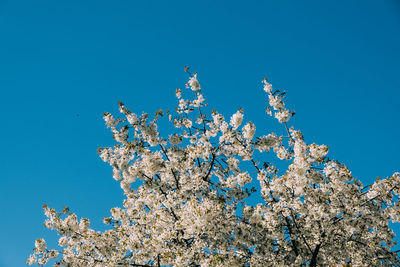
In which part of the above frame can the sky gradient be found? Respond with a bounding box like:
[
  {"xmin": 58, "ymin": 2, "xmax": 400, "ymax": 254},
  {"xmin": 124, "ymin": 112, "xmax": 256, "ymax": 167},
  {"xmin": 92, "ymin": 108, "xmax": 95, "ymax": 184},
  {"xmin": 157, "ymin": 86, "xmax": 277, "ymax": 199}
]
[{"xmin": 0, "ymin": 0, "xmax": 399, "ymax": 266}]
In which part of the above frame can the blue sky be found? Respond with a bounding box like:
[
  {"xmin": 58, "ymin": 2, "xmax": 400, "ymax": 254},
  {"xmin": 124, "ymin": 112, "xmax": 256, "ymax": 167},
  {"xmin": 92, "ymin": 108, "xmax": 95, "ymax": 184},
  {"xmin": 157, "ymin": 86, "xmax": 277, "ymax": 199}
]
[{"xmin": 0, "ymin": 0, "xmax": 399, "ymax": 266}]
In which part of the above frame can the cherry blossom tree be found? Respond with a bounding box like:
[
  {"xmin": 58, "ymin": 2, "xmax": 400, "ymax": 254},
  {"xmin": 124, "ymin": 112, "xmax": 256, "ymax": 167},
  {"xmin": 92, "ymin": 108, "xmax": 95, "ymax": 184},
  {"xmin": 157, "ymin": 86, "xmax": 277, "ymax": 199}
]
[{"xmin": 28, "ymin": 69, "xmax": 400, "ymax": 266}]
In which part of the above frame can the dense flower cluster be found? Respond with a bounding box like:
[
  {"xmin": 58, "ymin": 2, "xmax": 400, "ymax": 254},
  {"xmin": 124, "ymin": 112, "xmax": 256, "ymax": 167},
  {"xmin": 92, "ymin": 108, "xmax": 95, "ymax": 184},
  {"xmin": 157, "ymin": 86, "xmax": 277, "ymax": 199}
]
[{"xmin": 29, "ymin": 71, "xmax": 400, "ymax": 266}]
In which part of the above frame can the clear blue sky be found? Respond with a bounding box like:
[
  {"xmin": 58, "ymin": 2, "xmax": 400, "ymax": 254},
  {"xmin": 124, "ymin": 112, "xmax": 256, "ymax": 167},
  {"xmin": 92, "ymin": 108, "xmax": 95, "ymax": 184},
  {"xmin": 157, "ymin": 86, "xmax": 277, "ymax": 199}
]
[{"xmin": 0, "ymin": 0, "xmax": 399, "ymax": 266}]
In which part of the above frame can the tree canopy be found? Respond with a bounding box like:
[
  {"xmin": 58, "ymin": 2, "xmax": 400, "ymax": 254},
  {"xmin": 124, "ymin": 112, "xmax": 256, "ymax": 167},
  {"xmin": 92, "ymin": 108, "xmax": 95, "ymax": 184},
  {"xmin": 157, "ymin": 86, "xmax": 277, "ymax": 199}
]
[{"xmin": 29, "ymin": 70, "xmax": 400, "ymax": 266}]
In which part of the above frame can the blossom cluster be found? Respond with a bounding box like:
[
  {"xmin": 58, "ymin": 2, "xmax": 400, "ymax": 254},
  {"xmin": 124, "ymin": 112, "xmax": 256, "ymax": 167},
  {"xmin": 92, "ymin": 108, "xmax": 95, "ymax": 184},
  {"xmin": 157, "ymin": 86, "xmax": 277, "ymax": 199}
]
[{"xmin": 29, "ymin": 71, "xmax": 400, "ymax": 266}]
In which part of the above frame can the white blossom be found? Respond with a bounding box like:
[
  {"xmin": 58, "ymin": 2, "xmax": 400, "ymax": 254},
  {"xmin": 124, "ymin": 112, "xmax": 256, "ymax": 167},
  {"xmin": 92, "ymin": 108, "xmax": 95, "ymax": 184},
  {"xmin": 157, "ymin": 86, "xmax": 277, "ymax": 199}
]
[
  {"xmin": 242, "ymin": 122, "xmax": 256, "ymax": 140},
  {"xmin": 274, "ymin": 109, "xmax": 291, "ymax": 123},
  {"xmin": 188, "ymin": 73, "xmax": 201, "ymax": 91},
  {"xmin": 35, "ymin": 238, "xmax": 46, "ymax": 252},
  {"xmin": 79, "ymin": 218, "xmax": 90, "ymax": 232},
  {"xmin": 169, "ymin": 133, "xmax": 183, "ymax": 145},
  {"xmin": 257, "ymin": 133, "xmax": 280, "ymax": 151},
  {"xmin": 126, "ymin": 113, "xmax": 138, "ymax": 125},
  {"xmin": 263, "ymin": 79, "xmax": 273, "ymax": 93},
  {"xmin": 58, "ymin": 236, "xmax": 68, "ymax": 247},
  {"xmin": 268, "ymin": 94, "xmax": 284, "ymax": 111},
  {"xmin": 192, "ymin": 93, "xmax": 205, "ymax": 107},
  {"xmin": 237, "ymin": 172, "xmax": 252, "ymax": 186},
  {"xmin": 27, "ymin": 254, "xmax": 36, "ymax": 265},
  {"xmin": 230, "ymin": 110, "xmax": 243, "ymax": 130},
  {"xmin": 309, "ymin": 143, "xmax": 329, "ymax": 161}
]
